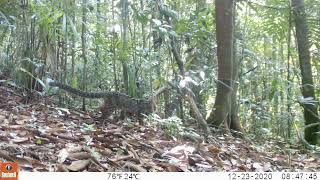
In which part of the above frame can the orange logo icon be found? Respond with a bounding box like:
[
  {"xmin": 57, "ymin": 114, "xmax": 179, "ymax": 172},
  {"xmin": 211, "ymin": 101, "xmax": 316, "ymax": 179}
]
[{"xmin": 0, "ymin": 162, "xmax": 19, "ymax": 180}]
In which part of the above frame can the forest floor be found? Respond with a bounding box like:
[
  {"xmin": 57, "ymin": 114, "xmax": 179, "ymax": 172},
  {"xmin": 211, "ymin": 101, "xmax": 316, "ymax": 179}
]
[{"xmin": 0, "ymin": 81, "xmax": 319, "ymax": 172}]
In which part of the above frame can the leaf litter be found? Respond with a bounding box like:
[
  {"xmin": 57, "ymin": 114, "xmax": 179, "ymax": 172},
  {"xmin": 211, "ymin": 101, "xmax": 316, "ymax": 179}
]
[{"xmin": 0, "ymin": 83, "xmax": 319, "ymax": 172}]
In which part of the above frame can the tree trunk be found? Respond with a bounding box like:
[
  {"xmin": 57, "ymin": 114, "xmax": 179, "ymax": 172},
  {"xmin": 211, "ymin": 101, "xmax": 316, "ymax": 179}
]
[
  {"xmin": 140, "ymin": 0, "xmax": 146, "ymax": 49},
  {"xmin": 207, "ymin": 0, "xmax": 234, "ymax": 131},
  {"xmin": 230, "ymin": 34, "xmax": 243, "ymax": 134},
  {"xmin": 121, "ymin": 0, "xmax": 129, "ymax": 94},
  {"xmin": 286, "ymin": 5, "xmax": 293, "ymax": 140},
  {"xmin": 111, "ymin": 0, "xmax": 119, "ymax": 91},
  {"xmin": 95, "ymin": 0, "xmax": 101, "ymax": 72},
  {"xmin": 292, "ymin": 0, "xmax": 319, "ymax": 145},
  {"xmin": 63, "ymin": 0, "xmax": 68, "ymax": 85},
  {"xmin": 71, "ymin": 0, "xmax": 76, "ymax": 82},
  {"xmin": 81, "ymin": 0, "xmax": 88, "ymax": 111},
  {"xmin": 229, "ymin": 2, "xmax": 243, "ymax": 134}
]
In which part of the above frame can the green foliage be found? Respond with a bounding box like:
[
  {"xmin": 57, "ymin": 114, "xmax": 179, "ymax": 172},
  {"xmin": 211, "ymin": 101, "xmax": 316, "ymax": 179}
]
[
  {"xmin": 0, "ymin": 0, "xmax": 19, "ymax": 24},
  {"xmin": 0, "ymin": 59, "xmax": 14, "ymax": 76},
  {"xmin": 71, "ymin": 77, "xmax": 78, "ymax": 89},
  {"xmin": 159, "ymin": 5, "xmax": 179, "ymax": 21},
  {"xmin": 1, "ymin": 0, "xmax": 320, "ymax": 144},
  {"xmin": 306, "ymin": 0, "xmax": 320, "ymax": 48},
  {"xmin": 130, "ymin": 3, "xmax": 149, "ymax": 25},
  {"xmin": 19, "ymin": 67, "xmax": 45, "ymax": 91},
  {"xmin": 0, "ymin": 58, "xmax": 45, "ymax": 93},
  {"xmin": 35, "ymin": 139, "xmax": 43, "ymax": 145},
  {"xmin": 146, "ymin": 114, "xmax": 184, "ymax": 138}
]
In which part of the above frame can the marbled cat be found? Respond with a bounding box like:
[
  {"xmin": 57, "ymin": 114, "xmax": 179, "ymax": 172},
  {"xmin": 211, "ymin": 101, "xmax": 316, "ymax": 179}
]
[{"xmin": 49, "ymin": 81, "xmax": 154, "ymax": 122}]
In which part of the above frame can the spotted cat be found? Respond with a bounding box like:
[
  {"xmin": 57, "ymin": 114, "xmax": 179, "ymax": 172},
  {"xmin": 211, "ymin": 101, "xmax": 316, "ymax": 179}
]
[{"xmin": 49, "ymin": 81, "xmax": 154, "ymax": 123}]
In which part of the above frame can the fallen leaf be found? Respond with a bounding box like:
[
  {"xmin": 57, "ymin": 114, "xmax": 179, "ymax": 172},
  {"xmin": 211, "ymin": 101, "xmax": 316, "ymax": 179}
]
[
  {"xmin": 195, "ymin": 163, "xmax": 214, "ymax": 171},
  {"xmin": 57, "ymin": 149, "xmax": 69, "ymax": 163},
  {"xmin": 208, "ymin": 146, "xmax": 221, "ymax": 154},
  {"xmin": 252, "ymin": 162, "xmax": 263, "ymax": 171},
  {"xmin": 67, "ymin": 160, "xmax": 91, "ymax": 171},
  {"xmin": 11, "ymin": 137, "xmax": 29, "ymax": 143}
]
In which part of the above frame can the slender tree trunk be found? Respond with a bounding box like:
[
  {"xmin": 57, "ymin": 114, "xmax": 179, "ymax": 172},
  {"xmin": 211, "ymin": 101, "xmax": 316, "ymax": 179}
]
[
  {"xmin": 95, "ymin": 0, "xmax": 101, "ymax": 73},
  {"xmin": 121, "ymin": 0, "xmax": 129, "ymax": 94},
  {"xmin": 137, "ymin": 0, "xmax": 146, "ymax": 98},
  {"xmin": 164, "ymin": 89, "xmax": 171, "ymax": 118},
  {"xmin": 140, "ymin": 0, "xmax": 146, "ymax": 49},
  {"xmin": 111, "ymin": 0, "xmax": 118, "ymax": 91},
  {"xmin": 229, "ymin": 2, "xmax": 243, "ymax": 134},
  {"xmin": 230, "ymin": 34, "xmax": 243, "ymax": 134},
  {"xmin": 292, "ymin": 0, "xmax": 319, "ymax": 145},
  {"xmin": 63, "ymin": 1, "xmax": 68, "ymax": 85},
  {"xmin": 71, "ymin": 0, "xmax": 76, "ymax": 81},
  {"xmin": 287, "ymin": 2, "xmax": 293, "ymax": 140},
  {"xmin": 81, "ymin": 0, "xmax": 88, "ymax": 111}
]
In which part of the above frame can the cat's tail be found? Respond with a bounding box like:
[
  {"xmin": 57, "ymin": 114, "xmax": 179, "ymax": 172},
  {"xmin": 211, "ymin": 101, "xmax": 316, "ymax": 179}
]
[{"xmin": 48, "ymin": 81, "xmax": 109, "ymax": 98}]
